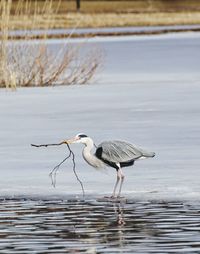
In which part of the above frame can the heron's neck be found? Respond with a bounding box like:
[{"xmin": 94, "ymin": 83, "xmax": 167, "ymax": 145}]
[
  {"xmin": 83, "ymin": 138, "xmax": 94, "ymax": 153},
  {"xmin": 82, "ymin": 138, "xmax": 104, "ymax": 168}
]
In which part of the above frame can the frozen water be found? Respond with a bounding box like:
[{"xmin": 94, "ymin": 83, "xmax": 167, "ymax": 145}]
[{"xmin": 0, "ymin": 32, "xmax": 200, "ymax": 201}]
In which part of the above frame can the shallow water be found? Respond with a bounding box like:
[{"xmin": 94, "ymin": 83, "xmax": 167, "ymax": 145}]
[{"xmin": 0, "ymin": 198, "xmax": 200, "ymax": 253}]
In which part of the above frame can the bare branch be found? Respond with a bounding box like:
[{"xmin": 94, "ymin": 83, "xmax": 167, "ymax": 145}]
[
  {"xmin": 31, "ymin": 141, "xmax": 85, "ymax": 198},
  {"xmin": 49, "ymin": 153, "xmax": 71, "ymax": 188},
  {"xmin": 70, "ymin": 146, "xmax": 85, "ymax": 198},
  {"xmin": 31, "ymin": 142, "xmax": 65, "ymax": 148}
]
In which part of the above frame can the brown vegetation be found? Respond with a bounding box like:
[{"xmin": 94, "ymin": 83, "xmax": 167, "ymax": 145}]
[
  {"xmin": 1, "ymin": 0, "xmax": 200, "ymax": 89},
  {"xmin": 0, "ymin": 0, "xmax": 101, "ymax": 89},
  {"xmin": 9, "ymin": 0, "xmax": 200, "ymax": 14},
  {"xmin": 1, "ymin": 0, "xmax": 200, "ymax": 31}
]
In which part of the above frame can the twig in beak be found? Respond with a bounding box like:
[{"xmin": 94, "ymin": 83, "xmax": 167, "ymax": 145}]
[
  {"xmin": 31, "ymin": 142, "xmax": 85, "ymax": 198},
  {"xmin": 49, "ymin": 153, "xmax": 71, "ymax": 188}
]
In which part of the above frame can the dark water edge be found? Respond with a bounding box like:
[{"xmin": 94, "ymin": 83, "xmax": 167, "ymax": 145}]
[
  {"xmin": 0, "ymin": 197, "xmax": 200, "ymax": 254},
  {"xmin": 6, "ymin": 25, "xmax": 200, "ymax": 40}
]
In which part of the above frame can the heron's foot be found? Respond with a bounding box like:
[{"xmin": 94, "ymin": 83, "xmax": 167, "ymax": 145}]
[
  {"xmin": 98, "ymin": 195, "xmax": 126, "ymax": 203},
  {"xmin": 117, "ymin": 194, "xmax": 125, "ymax": 199},
  {"xmin": 110, "ymin": 195, "xmax": 117, "ymax": 199},
  {"xmin": 104, "ymin": 195, "xmax": 117, "ymax": 199},
  {"xmin": 110, "ymin": 195, "xmax": 125, "ymax": 199}
]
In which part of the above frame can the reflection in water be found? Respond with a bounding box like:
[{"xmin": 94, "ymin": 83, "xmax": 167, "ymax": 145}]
[
  {"xmin": 0, "ymin": 198, "xmax": 200, "ymax": 253},
  {"xmin": 114, "ymin": 203, "xmax": 126, "ymax": 226}
]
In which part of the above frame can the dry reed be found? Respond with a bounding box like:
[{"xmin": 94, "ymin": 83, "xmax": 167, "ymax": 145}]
[{"xmin": 0, "ymin": 0, "xmax": 101, "ymax": 89}]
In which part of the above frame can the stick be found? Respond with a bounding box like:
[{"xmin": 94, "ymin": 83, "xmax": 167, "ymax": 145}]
[
  {"xmin": 70, "ymin": 145, "xmax": 85, "ymax": 198},
  {"xmin": 49, "ymin": 153, "xmax": 71, "ymax": 188},
  {"xmin": 31, "ymin": 142, "xmax": 85, "ymax": 198},
  {"xmin": 31, "ymin": 142, "xmax": 65, "ymax": 147}
]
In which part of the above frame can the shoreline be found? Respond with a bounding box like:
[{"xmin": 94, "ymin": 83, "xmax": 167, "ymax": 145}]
[{"xmin": 6, "ymin": 24, "xmax": 200, "ymax": 40}]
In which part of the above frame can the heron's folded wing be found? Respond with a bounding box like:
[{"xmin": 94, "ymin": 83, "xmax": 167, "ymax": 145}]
[{"xmin": 98, "ymin": 141, "xmax": 143, "ymax": 163}]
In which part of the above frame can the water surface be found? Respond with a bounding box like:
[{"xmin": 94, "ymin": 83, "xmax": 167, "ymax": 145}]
[{"xmin": 0, "ymin": 198, "xmax": 200, "ymax": 253}]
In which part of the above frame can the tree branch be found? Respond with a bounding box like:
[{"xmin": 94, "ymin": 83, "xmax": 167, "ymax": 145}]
[
  {"xmin": 31, "ymin": 142, "xmax": 65, "ymax": 147},
  {"xmin": 31, "ymin": 141, "xmax": 85, "ymax": 198}
]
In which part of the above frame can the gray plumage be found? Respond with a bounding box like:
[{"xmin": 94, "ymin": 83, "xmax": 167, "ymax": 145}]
[
  {"xmin": 97, "ymin": 140, "xmax": 155, "ymax": 164},
  {"xmin": 67, "ymin": 133, "xmax": 155, "ymax": 198}
]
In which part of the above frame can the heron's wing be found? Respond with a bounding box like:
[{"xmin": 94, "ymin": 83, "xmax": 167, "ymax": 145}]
[{"xmin": 97, "ymin": 140, "xmax": 147, "ymax": 163}]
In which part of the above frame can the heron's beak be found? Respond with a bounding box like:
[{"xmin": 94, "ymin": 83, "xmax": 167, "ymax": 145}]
[{"xmin": 62, "ymin": 136, "xmax": 79, "ymax": 144}]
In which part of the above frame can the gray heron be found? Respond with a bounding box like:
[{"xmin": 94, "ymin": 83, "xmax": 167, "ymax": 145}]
[{"xmin": 65, "ymin": 133, "xmax": 155, "ymax": 198}]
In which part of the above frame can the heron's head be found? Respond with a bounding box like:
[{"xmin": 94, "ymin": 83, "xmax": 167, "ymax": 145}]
[{"xmin": 64, "ymin": 133, "xmax": 90, "ymax": 145}]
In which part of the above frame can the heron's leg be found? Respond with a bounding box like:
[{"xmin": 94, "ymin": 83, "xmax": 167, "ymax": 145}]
[
  {"xmin": 117, "ymin": 168, "xmax": 125, "ymax": 198},
  {"xmin": 111, "ymin": 170, "xmax": 121, "ymax": 198}
]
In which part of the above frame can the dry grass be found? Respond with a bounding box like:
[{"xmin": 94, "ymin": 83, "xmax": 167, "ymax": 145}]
[
  {"xmin": 9, "ymin": 0, "xmax": 200, "ymax": 14},
  {"xmin": 0, "ymin": 0, "xmax": 101, "ymax": 89},
  {"xmin": 1, "ymin": 0, "xmax": 200, "ymax": 89},
  {"xmin": 53, "ymin": 12, "xmax": 200, "ymax": 29},
  {"xmin": 5, "ymin": 11, "xmax": 200, "ymax": 31},
  {"xmin": 3, "ymin": 2, "xmax": 200, "ymax": 31}
]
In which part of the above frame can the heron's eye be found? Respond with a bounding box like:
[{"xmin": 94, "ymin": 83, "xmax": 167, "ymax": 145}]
[{"xmin": 78, "ymin": 134, "xmax": 88, "ymax": 138}]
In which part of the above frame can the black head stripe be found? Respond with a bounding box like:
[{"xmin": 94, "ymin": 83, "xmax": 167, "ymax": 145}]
[{"xmin": 78, "ymin": 134, "xmax": 88, "ymax": 138}]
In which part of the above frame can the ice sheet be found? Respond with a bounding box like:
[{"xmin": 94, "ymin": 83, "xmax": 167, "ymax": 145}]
[{"xmin": 0, "ymin": 33, "xmax": 200, "ymax": 201}]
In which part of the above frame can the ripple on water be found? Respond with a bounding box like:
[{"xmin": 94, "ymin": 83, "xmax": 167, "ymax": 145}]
[{"xmin": 0, "ymin": 198, "xmax": 200, "ymax": 253}]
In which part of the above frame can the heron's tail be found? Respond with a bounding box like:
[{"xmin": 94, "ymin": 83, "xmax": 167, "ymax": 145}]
[
  {"xmin": 150, "ymin": 152, "xmax": 156, "ymax": 158},
  {"xmin": 142, "ymin": 151, "xmax": 156, "ymax": 158}
]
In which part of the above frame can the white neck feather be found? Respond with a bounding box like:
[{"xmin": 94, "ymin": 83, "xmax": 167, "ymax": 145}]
[{"xmin": 82, "ymin": 138, "xmax": 105, "ymax": 169}]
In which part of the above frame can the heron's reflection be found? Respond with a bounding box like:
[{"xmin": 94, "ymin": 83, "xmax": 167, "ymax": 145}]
[
  {"xmin": 0, "ymin": 199, "xmax": 198, "ymax": 253},
  {"xmin": 113, "ymin": 202, "xmax": 126, "ymax": 226}
]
